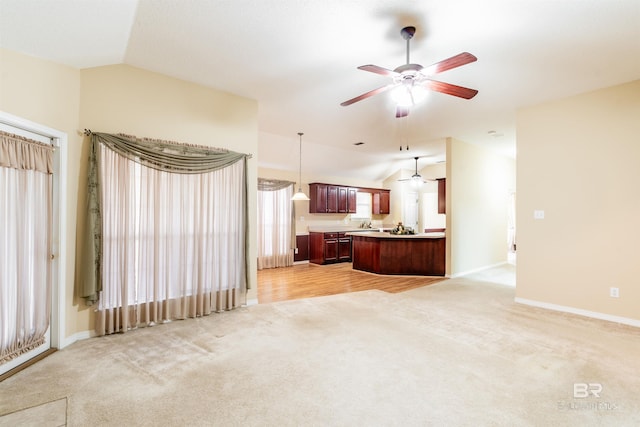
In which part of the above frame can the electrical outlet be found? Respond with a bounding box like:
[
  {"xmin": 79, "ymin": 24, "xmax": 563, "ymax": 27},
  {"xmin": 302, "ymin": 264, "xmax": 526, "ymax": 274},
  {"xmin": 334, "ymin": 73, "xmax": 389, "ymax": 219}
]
[{"xmin": 610, "ymin": 287, "xmax": 619, "ymax": 298}]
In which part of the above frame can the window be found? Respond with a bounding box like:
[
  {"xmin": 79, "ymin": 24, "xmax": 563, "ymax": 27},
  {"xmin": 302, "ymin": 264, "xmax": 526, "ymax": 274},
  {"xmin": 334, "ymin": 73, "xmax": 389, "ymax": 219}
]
[{"xmin": 352, "ymin": 191, "xmax": 372, "ymax": 219}]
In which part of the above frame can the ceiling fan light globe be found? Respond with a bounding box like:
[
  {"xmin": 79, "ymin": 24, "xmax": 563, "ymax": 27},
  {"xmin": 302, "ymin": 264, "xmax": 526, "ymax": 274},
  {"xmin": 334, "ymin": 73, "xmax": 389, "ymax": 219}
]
[
  {"xmin": 391, "ymin": 84, "xmax": 428, "ymax": 107},
  {"xmin": 391, "ymin": 86, "xmax": 413, "ymax": 106}
]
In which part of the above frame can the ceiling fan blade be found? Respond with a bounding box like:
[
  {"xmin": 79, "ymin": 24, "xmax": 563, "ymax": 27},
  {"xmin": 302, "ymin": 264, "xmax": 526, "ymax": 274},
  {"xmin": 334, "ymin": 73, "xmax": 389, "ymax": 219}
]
[
  {"xmin": 396, "ymin": 106, "xmax": 410, "ymax": 118},
  {"xmin": 424, "ymin": 79, "xmax": 478, "ymax": 99},
  {"xmin": 422, "ymin": 52, "xmax": 477, "ymax": 75},
  {"xmin": 357, "ymin": 64, "xmax": 399, "ymax": 77},
  {"xmin": 340, "ymin": 84, "xmax": 397, "ymax": 107}
]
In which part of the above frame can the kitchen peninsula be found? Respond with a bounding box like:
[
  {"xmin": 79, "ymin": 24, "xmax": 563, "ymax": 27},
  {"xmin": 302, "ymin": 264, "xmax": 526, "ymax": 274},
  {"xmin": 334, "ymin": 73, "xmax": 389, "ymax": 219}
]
[
  {"xmin": 307, "ymin": 225, "xmax": 394, "ymax": 265},
  {"xmin": 348, "ymin": 231, "xmax": 445, "ymax": 276}
]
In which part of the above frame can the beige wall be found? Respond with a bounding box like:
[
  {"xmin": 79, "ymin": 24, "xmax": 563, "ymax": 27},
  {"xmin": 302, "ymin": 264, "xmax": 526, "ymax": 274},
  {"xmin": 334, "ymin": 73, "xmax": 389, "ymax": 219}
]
[
  {"xmin": 1, "ymin": 49, "xmax": 259, "ymax": 340},
  {"xmin": 446, "ymin": 137, "xmax": 516, "ymax": 276},
  {"xmin": 516, "ymin": 79, "xmax": 640, "ymax": 322},
  {"xmin": 1, "ymin": 48, "xmax": 84, "ymax": 341},
  {"xmin": 384, "ymin": 169, "xmax": 408, "ymax": 227}
]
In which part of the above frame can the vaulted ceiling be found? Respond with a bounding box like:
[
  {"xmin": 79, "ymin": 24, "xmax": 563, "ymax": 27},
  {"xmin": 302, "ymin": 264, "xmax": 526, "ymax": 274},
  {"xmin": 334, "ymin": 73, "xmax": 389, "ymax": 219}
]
[{"xmin": 1, "ymin": 0, "xmax": 639, "ymax": 180}]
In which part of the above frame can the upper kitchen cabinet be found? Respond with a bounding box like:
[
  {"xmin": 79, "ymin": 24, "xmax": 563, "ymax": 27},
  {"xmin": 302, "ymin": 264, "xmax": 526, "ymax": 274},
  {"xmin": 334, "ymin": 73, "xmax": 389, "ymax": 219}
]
[
  {"xmin": 326, "ymin": 185, "xmax": 339, "ymax": 213},
  {"xmin": 372, "ymin": 190, "xmax": 390, "ymax": 215},
  {"xmin": 309, "ymin": 183, "xmax": 356, "ymax": 214},
  {"xmin": 338, "ymin": 186, "xmax": 357, "ymax": 214},
  {"xmin": 309, "ymin": 183, "xmax": 328, "ymax": 213},
  {"xmin": 309, "ymin": 183, "xmax": 390, "ymax": 215},
  {"xmin": 437, "ymin": 178, "xmax": 446, "ymax": 214}
]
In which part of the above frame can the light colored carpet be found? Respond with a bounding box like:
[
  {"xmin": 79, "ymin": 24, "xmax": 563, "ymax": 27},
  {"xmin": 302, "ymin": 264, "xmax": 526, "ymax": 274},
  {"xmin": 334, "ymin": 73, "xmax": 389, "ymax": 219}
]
[
  {"xmin": 0, "ymin": 397, "xmax": 66, "ymax": 426},
  {"xmin": 1, "ymin": 264, "xmax": 639, "ymax": 426}
]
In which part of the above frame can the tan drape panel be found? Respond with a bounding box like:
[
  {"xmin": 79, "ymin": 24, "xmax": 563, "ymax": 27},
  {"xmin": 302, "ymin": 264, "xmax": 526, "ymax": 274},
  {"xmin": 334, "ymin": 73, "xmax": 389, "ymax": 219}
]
[
  {"xmin": 0, "ymin": 131, "xmax": 53, "ymax": 363},
  {"xmin": 96, "ymin": 290, "xmax": 237, "ymax": 335}
]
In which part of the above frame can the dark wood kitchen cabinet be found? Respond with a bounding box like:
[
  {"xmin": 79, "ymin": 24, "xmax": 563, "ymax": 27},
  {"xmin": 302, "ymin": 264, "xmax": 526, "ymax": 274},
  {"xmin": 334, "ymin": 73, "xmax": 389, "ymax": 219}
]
[
  {"xmin": 309, "ymin": 183, "xmax": 328, "ymax": 213},
  {"xmin": 309, "ymin": 232, "xmax": 352, "ymax": 264},
  {"xmin": 309, "ymin": 183, "xmax": 390, "ymax": 215},
  {"xmin": 309, "ymin": 183, "xmax": 356, "ymax": 214},
  {"xmin": 437, "ymin": 178, "xmax": 446, "ymax": 214},
  {"xmin": 294, "ymin": 235, "xmax": 309, "ymax": 262},
  {"xmin": 338, "ymin": 186, "xmax": 357, "ymax": 214},
  {"xmin": 338, "ymin": 235, "xmax": 352, "ymax": 261},
  {"xmin": 372, "ymin": 190, "xmax": 390, "ymax": 215},
  {"xmin": 326, "ymin": 185, "xmax": 338, "ymax": 213}
]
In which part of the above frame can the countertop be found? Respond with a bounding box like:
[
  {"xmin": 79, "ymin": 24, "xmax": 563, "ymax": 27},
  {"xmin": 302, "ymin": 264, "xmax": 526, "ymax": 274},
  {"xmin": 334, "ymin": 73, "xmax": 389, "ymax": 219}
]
[
  {"xmin": 307, "ymin": 225, "xmax": 395, "ymax": 233},
  {"xmin": 347, "ymin": 231, "xmax": 445, "ymax": 239}
]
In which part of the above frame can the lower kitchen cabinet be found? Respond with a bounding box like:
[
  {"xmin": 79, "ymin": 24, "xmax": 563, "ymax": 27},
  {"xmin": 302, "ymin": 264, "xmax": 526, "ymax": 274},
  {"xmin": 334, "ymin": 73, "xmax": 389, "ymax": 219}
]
[
  {"xmin": 338, "ymin": 236, "xmax": 352, "ymax": 261},
  {"xmin": 294, "ymin": 235, "xmax": 309, "ymax": 262},
  {"xmin": 309, "ymin": 232, "xmax": 352, "ymax": 264}
]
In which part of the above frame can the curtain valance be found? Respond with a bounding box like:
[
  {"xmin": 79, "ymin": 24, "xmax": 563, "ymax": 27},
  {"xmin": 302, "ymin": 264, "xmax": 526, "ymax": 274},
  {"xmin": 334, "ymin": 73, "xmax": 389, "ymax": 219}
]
[
  {"xmin": 0, "ymin": 131, "xmax": 54, "ymax": 174},
  {"xmin": 92, "ymin": 132, "xmax": 248, "ymax": 174},
  {"xmin": 258, "ymin": 178, "xmax": 295, "ymax": 191}
]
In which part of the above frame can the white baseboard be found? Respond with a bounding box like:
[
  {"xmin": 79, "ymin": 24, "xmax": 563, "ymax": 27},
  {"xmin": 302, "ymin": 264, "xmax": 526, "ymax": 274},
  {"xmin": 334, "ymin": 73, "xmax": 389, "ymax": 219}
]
[
  {"xmin": 245, "ymin": 298, "xmax": 259, "ymax": 306},
  {"xmin": 60, "ymin": 330, "xmax": 95, "ymax": 349},
  {"xmin": 515, "ymin": 297, "xmax": 640, "ymax": 328},
  {"xmin": 450, "ymin": 261, "xmax": 508, "ymax": 278}
]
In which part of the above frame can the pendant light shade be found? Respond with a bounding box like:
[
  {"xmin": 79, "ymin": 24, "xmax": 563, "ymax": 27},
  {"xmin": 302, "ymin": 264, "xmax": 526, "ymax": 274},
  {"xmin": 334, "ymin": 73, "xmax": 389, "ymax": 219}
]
[
  {"xmin": 291, "ymin": 132, "xmax": 310, "ymax": 201},
  {"xmin": 291, "ymin": 191, "xmax": 310, "ymax": 201}
]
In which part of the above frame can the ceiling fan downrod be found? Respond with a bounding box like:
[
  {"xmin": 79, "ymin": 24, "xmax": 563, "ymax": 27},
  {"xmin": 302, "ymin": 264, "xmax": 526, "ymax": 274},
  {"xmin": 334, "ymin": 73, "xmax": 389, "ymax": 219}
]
[{"xmin": 401, "ymin": 26, "xmax": 416, "ymax": 65}]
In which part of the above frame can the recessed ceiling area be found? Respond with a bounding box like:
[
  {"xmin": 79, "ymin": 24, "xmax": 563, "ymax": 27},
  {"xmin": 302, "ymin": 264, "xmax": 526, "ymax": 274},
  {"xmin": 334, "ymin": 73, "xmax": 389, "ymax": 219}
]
[{"xmin": 1, "ymin": 0, "xmax": 639, "ymax": 180}]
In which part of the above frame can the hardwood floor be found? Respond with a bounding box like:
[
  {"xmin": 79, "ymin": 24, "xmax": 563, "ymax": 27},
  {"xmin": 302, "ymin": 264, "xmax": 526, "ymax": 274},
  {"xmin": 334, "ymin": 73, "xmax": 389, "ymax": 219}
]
[{"xmin": 257, "ymin": 262, "xmax": 446, "ymax": 303}]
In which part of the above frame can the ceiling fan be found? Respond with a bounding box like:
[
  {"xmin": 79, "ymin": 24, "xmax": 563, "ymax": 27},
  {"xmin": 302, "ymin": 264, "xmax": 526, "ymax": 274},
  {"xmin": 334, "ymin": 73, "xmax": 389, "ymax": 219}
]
[
  {"xmin": 398, "ymin": 157, "xmax": 434, "ymax": 185},
  {"xmin": 340, "ymin": 26, "xmax": 478, "ymax": 118}
]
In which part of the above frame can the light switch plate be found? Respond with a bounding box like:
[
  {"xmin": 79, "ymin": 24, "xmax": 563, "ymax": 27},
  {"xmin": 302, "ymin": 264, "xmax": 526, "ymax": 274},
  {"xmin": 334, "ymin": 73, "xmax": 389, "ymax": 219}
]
[{"xmin": 534, "ymin": 210, "xmax": 545, "ymax": 219}]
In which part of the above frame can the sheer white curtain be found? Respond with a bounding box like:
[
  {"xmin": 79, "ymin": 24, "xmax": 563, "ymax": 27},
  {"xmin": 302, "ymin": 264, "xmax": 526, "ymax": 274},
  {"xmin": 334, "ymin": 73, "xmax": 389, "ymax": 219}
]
[
  {"xmin": 257, "ymin": 183, "xmax": 294, "ymax": 269},
  {"xmin": 96, "ymin": 144, "xmax": 246, "ymax": 335},
  {"xmin": 0, "ymin": 133, "xmax": 53, "ymax": 364}
]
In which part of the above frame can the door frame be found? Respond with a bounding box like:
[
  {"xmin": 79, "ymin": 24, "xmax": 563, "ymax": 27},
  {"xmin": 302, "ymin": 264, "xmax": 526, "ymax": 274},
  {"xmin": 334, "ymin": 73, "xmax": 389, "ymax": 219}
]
[{"xmin": 0, "ymin": 111, "xmax": 68, "ymax": 370}]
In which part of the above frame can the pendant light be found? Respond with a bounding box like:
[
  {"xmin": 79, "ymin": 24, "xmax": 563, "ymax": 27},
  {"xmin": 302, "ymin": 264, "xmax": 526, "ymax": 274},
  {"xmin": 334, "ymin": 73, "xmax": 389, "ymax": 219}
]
[{"xmin": 291, "ymin": 132, "xmax": 310, "ymax": 201}]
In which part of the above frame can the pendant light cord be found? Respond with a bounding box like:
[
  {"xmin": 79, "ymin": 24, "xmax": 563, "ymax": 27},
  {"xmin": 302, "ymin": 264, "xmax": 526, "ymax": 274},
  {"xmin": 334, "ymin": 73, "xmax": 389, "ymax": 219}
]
[{"xmin": 298, "ymin": 132, "xmax": 303, "ymax": 191}]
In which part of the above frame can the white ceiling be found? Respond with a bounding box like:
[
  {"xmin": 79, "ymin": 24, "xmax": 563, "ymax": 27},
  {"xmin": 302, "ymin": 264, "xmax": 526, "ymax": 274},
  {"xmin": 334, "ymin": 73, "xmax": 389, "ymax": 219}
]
[{"xmin": 1, "ymin": 0, "xmax": 639, "ymax": 181}]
